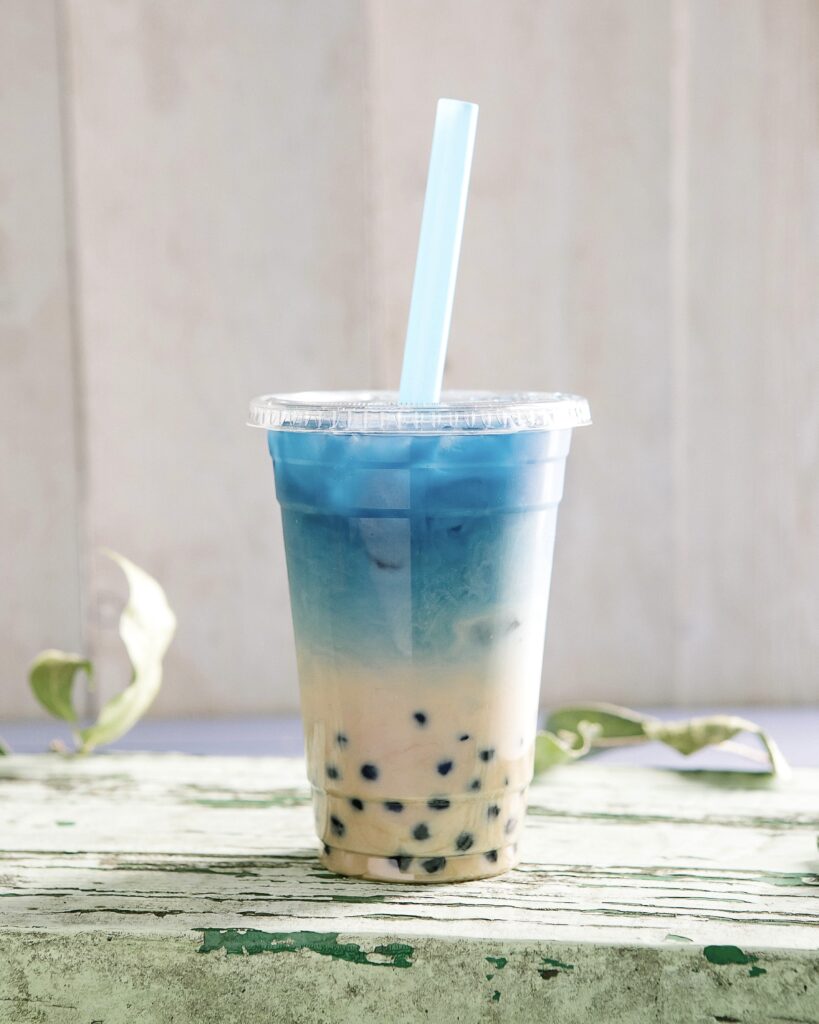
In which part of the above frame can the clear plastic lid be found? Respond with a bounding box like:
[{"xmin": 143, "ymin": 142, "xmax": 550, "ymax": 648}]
[{"xmin": 248, "ymin": 390, "xmax": 591, "ymax": 434}]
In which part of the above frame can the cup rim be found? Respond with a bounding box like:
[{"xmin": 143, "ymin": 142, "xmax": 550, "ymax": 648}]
[{"xmin": 248, "ymin": 389, "xmax": 591, "ymax": 434}]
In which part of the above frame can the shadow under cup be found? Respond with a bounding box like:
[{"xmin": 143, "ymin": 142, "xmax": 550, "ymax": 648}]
[{"xmin": 253, "ymin": 391, "xmax": 590, "ymax": 883}]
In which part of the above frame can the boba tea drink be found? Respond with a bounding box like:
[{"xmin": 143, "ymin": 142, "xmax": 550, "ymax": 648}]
[
  {"xmin": 250, "ymin": 96, "xmax": 590, "ymax": 880},
  {"xmin": 249, "ymin": 390, "xmax": 590, "ymax": 881}
]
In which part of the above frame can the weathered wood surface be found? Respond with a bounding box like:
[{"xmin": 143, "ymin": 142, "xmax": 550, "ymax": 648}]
[{"xmin": 0, "ymin": 756, "xmax": 817, "ymax": 1022}]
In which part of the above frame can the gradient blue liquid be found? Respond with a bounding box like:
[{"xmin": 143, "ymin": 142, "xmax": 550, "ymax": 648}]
[
  {"xmin": 268, "ymin": 427, "xmax": 572, "ymax": 882},
  {"xmin": 269, "ymin": 429, "xmax": 570, "ymax": 666}
]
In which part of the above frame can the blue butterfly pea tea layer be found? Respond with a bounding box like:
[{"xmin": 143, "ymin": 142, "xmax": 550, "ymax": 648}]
[{"xmin": 269, "ymin": 427, "xmax": 571, "ymax": 882}]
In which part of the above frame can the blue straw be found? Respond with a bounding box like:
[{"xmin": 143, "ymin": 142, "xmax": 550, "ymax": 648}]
[{"xmin": 399, "ymin": 99, "xmax": 479, "ymax": 404}]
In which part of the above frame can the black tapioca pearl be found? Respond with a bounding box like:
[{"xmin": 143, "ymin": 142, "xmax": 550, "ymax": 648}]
[
  {"xmin": 455, "ymin": 831, "xmax": 474, "ymax": 851},
  {"xmin": 322, "ymin": 842, "xmax": 331, "ymax": 855},
  {"xmin": 479, "ymin": 748, "xmax": 495, "ymax": 762},
  {"xmin": 437, "ymin": 760, "xmax": 454, "ymax": 776},
  {"xmin": 336, "ymin": 732, "xmax": 348, "ymax": 747},
  {"xmin": 330, "ymin": 815, "xmax": 345, "ymax": 837},
  {"xmin": 360, "ymin": 763, "xmax": 379, "ymax": 781},
  {"xmin": 389, "ymin": 855, "xmax": 413, "ymax": 873},
  {"xmin": 505, "ymin": 817, "xmax": 517, "ymax": 835},
  {"xmin": 412, "ymin": 823, "xmax": 430, "ymax": 841},
  {"xmin": 349, "ymin": 797, "xmax": 364, "ymax": 811},
  {"xmin": 326, "ymin": 764, "xmax": 340, "ymax": 780},
  {"xmin": 468, "ymin": 778, "xmax": 481, "ymax": 791},
  {"xmin": 384, "ymin": 801, "xmax": 404, "ymax": 813},
  {"xmin": 487, "ymin": 804, "xmax": 501, "ymax": 819},
  {"xmin": 485, "ymin": 849, "xmax": 498, "ymax": 863},
  {"xmin": 459, "ymin": 733, "xmax": 470, "ymax": 742},
  {"xmin": 413, "ymin": 711, "xmax": 428, "ymax": 726},
  {"xmin": 427, "ymin": 797, "xmax": 450, "ymax": 811},
  {"xmin": 421, "ymin": 857, "xmax": 446, "ymax": 874}
]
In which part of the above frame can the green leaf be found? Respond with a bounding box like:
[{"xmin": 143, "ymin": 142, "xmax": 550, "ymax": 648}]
[
  {"xmin": 77, "ymin": 550, "xmax": 176, "ymax": 753},
  {"xmin": 644, "ymin": 715, "xmax": 745, "ymax": 755},
  {"xmin": 645, "ymin": 715, "xmax": 790, "ymax": 777},
  {"xmin": 29, "ymin": 651, "xmax": 92, "ymax": 723},
  {"xmin": 534, "ymin": 720, "xmax": 601, "ymax": 772},
  {"xmin": 0, "ymin": 738, "xmax": 9, "ymax": 756},
  {"xmin": 537, "ymin": 703, "xmax": 790, "ymax": 779},
  {"xmin": 545, "ymin": 703, "xmax": 649, "ymax": 743}
]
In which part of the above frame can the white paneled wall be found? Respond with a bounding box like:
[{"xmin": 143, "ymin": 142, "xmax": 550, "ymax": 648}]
[
  {"xmin": 370, "ymin": 0, "xmax": 678, "ymax": 706},
  {"xmin": 64, "ymin": 0, "xmax": 371, "ymax": 716},
  {"xmin": 680, "ymin": 0, "xmax": 819, "ymax": 704},
  {"xmin": 0, "ymin": 0, "xmax": 82, "ymax": 717},
  {"xmin": 1, "ymin": 0, "xmax": 817, "ymax": 719}
]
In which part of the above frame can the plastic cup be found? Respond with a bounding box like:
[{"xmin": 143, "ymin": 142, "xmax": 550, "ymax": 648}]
[{"xmin": 249, "ymin": 391, "xmax": 590, "ymax": 883}]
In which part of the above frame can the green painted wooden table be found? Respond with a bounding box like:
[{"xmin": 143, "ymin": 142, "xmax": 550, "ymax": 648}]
[{"xmin": 0, "ymin": 755, "xmax": 817, "ymax": 1023}]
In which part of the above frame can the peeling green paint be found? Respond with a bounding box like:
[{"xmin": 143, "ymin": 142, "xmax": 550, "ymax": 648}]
[
  {"xmin": 55, "ymin": 820, "xmax": 75, "ymax": 827},
  {"xmin": 540, "ymin": 956, "xmax": 574, "ymax": 980},
  {"xmin": 525, "ymin": 806, "xmax": 819, "ymax": 830},
  {"xmin": 329, "ymin": 893, "xmax": 387, "ymax": 904},
  {"xmin": 192, "ymin": 792, "xmax": 310, "ymax": 809},
  {"xmin": 60, "ymin": 908, "xmax": 181, "ymax": 917},
  {"xmin": 485, "ymin": 956, "xmax": 508, "ymax": 970},
  {"xmin": 491, "ymin": 990, "xmax": 501, "ymax": 1002},
  {"xmin": 197, "ymin": 929, "xmax": 414, "ymax": 968},
  {"xmin": 703, "ymin": 946, "xmax": 767, "ymax": 977},
  {"xmin": 546, "ymin": 867, "xmax": 819, "ymax": 888},
  {"xmin": 541, "ymin": 956, "xmax": 574, "ymax": 971},
  {"xmin": 112, "ymin": 859, "xmax": 266, "ymax": 877},
  {"xmin": 767, "ymin": 872, "xmax": 819, "ymax": 887}
]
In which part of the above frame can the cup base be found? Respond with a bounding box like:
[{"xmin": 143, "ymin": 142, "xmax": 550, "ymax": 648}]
[{"xmin": 320, "ymin": 843, "xmax": 519, "ymax": 884}]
